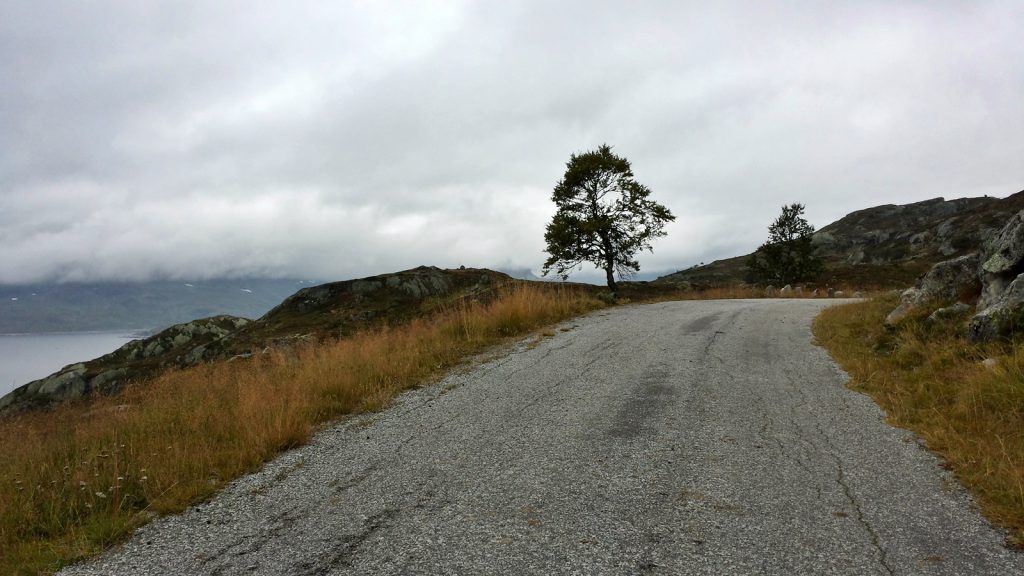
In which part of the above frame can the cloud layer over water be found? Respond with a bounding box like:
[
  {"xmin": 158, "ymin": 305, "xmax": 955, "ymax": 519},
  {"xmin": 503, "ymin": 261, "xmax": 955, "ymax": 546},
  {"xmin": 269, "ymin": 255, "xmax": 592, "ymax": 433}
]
[{"xmin": 2, "ymin": 1, "xmax": 1022, "ymax": 283}]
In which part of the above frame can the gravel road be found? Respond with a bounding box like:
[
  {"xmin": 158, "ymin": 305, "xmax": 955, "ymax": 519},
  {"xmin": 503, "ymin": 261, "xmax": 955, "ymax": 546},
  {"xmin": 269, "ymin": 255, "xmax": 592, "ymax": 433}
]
[{"xmin": 62, "ymin": 299, "xmax": 1023, "ymax": 575}]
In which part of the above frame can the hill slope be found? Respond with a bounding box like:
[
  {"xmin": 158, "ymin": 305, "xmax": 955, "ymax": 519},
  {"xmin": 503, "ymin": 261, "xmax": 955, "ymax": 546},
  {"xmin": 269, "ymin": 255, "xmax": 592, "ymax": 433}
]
[
  {"xmin": 657, "ymin": 190, "xmax": 1024, "ymax": 288},
  {"xmin": 0, "ymin": 267, "xmax": 513, "ymax": 414}
]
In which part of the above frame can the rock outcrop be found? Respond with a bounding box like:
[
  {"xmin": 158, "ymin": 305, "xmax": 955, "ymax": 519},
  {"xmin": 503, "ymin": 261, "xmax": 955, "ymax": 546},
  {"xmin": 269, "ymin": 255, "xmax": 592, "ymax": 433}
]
[
  {"xmin": 656, "ymin": 190, "xmax": 1024, "ymax": 289},
  {"xmin": 880, "ymin": 206, "xmax": 1024, "ymax": 342},
  {"xmin": 927, "ymin": 302, "xmax": 973, "ymax": 323},
  {"xmin": 222, "ymin": 266, "xmax": 507, "ymax": 353},
  {"xmin": 0, "ymin": 315, "xmax": 251, "ymax": 414},
  {"xmin": 978, "ymin": 210, "xmax": 1024, "ymax": 309},
  {"xmin": 0, "ymin": 267, "xmax": 513, "ymax": 415},
  {"xmin": 969, "ymin": 277, "xmax": 1024, "ymax": 341},
  {"xmin": 884, "ymin": 253, "xmax": 980, "ymax": 325},
  {"xmin": 967, "ymin": 217, "xmax": 1024, "ymax": 341}
]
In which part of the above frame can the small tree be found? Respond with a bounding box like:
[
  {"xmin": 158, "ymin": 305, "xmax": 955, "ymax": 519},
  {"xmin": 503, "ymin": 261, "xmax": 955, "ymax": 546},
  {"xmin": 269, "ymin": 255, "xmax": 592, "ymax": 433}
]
[
  {"xmin": 746, "ymin": 203, "xmax": 822, "ymax": 285},
  {"xmin": 542, "ymin": 144, "xmax": 674, "ymax": 294}
]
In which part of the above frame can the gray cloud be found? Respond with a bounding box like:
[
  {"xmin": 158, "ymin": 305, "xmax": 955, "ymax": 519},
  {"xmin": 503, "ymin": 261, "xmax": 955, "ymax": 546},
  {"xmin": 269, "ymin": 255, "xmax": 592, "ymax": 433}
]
[{"xmin": 1, "ymin": 1, "xmax": 1022, "ymax": 284}]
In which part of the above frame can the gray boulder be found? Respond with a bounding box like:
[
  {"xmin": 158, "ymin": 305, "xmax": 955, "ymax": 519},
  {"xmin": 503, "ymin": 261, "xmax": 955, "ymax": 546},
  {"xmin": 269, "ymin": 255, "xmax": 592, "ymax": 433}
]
[
  {"xmin": 33, "ymin": 364, "xmax": 88, "ymax": 400},
  {"xmin": 927, "ymin": 302, "xmax": 973, "ymax": 322},
  {"xmin": 919, "ymin": 253, "xmax": 981, "ymax": 301},
  {"xmin": 969, "ymin": 273, "xmax": 1024, "ymax": 342},
  {"xmin": 978, "ymin": 210, "xmax": 1024, "ymax": 310},
  {"xmin": 981, "ymin": 210, "xmax": 1024, "ymax": 275},
  {"xmin": 967, "ymin": 209, "xmax": 1024, "ymax": 340},
  {"xmin": 885, "ymin": 253, "xmax": 980, "ymax": 325},
  {"xmin": 885, "ymin": 288, "xmax": 921, "ymax": 325}
]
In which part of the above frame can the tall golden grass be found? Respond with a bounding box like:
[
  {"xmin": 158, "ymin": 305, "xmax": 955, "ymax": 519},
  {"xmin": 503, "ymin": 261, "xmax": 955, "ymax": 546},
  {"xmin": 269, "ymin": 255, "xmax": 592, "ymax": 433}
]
[
  {"xmin": 643, "ymin": 284, "xmax": 870, "ymax": 302},
  {"xmin": 814, "ymin": 295, "xmax": 1024, "ymax": 547},
  {"xmin": 0, "ymin": 283, "xmax": 603, "ymax": 575}
]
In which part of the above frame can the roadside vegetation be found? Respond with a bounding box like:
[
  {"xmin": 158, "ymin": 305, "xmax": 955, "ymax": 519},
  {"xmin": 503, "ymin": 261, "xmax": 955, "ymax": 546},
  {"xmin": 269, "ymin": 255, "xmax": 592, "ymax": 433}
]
[
  {"xmin": 542, "ymin": 144, "xmax": 675, "ymax": 295},
  {"xmin": 745, "ymin": 202, "xmax": 823, "ymax": 286},
  {"xmin": 814, "ymin": 294, "xmax": 1024, "ymax": 547},
  {"xmin": 0, "ymin": 283, "xmax": 603, "ymax": 575},
  {"xmin": 0, "ymin": 278, "xmax": 882, "ymax": 574}
]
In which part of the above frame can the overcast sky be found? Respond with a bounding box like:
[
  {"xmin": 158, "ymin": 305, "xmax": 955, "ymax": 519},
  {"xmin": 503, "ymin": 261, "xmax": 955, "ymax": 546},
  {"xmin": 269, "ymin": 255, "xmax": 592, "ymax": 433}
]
[{"xmin": 1, "ymin": 1, "xmax": 1022, "ymax": 285}]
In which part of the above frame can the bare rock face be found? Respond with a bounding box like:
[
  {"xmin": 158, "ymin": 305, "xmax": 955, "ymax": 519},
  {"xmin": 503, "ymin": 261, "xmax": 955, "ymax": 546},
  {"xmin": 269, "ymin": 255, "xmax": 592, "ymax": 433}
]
[
  {"xmin": 965, "ymin": 209, "xmax": 1024, "ymax": 341},
  {"xmin": 919, "ymin": 253, "xmax": 981, "ymax": 301},
  {"xmin": 657, "ymin": 191, "xmax": 1024, "ymax": 290},
  {"xmin": 981, "ymin": 211, "xmax": 1024, "ymax": 275},
  {"xmin": 970, "ymin": 274, "xmax": 1024, "ymax": 342},
  {"xmin": 881, "ymin": 207, "xmax": 1024, "ymax": 341},
  {"xmin": 978, "ymin": 210, "xmax": 1024, "ymax": 310},
  {"xmin": 884, "ymin": 253, "xmax": 980, "ymax": 325}
]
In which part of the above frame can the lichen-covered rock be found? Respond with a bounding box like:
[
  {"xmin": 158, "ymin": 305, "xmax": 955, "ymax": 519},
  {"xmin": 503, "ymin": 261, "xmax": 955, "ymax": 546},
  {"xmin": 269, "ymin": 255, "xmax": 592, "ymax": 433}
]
[
  {"xmin": 981, "ymin": 210, "xmax": 1024, "ymax": 275},
  {"xmin": 884, "ymin": 253, "xmax": 980, "ymax": 325},
  {"xmin": 918, "ymin": 253, "xmax": 981, "ymax": 301},
  {"xmin": 969, "ymin": 274, "xmax": 1024, "ymax": 342},
  {"xmin": 34, "ymin": 365, "xmax": 87, "ymax": 399},
  {"xmin": 977, "ymin": 209, "xmax": 1024, "ymax": 310},
  {"xmin": 927, "ymin": 302, "xmax": 972, "ymax": 322},
  {"xmin": 89, "ymin": 368, "xmax": 128, "ymax": 391},
  {"xmin": 0, "ymin": 315, "xmax": 252, "ymax": 415},
  {"xmin": 885, "ymin": 288, "xmax": 921, "ymax": 325}
]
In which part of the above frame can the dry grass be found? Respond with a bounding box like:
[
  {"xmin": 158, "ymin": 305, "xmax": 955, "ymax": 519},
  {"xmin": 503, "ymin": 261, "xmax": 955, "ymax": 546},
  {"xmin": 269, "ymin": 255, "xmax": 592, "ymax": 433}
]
[
  {"xmin": 637, "ymin": 284, "xmax": 870, "ymax": 302},
  {"xmin": 814, "ymin": 295, "xmax": 1024, "ymax": 547},
  {"xmin": 0, "ymin": 283, "xmax": 603, "ymax": 575}
]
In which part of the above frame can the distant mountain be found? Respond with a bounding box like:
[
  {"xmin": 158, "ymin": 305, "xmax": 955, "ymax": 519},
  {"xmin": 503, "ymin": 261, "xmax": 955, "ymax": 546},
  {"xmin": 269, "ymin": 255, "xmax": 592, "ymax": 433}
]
[
  {"xmin": 656, "ymin": 190, "xmax": 1024, "ymax": 288},
  {"xmin": 0, "ymin": 278, "xmax": 320, "ymax": 333}
]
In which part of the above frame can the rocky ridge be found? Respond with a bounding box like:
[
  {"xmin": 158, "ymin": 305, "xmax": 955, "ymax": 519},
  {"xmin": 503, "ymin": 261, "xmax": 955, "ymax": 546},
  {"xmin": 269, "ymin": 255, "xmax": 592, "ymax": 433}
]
[
  {"xmin": 0, "ymin": 266, "xmax": 510, "ymax": 415},
  {"xmin": 0, "ymin": 316, "xmax": 251, "ymax": 413},
  {"xmin": 882, "ymin": 206, "xmax": 1024, "ymax": 342},
  {"xmin": 657, "ymin": 190, "xmax": 1024, "ymax": 288}
]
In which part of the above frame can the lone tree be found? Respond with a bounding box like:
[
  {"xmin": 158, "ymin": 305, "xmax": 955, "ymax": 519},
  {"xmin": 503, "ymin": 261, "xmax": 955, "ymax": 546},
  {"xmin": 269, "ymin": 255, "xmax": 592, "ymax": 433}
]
[
  {"xmin": 542, "ymin": 144, "xmax": 675, "ymax": 294},
  {"xmin": 745, "ymin": 203, "xmax": 823, "ymax": 285}
]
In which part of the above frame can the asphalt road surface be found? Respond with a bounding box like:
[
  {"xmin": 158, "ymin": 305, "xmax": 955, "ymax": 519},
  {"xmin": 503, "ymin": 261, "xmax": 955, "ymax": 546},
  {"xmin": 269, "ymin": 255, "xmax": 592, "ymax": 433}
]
[{"xmin": 62, "ymin": 299, "xmax": 1024, "ymax": 575}]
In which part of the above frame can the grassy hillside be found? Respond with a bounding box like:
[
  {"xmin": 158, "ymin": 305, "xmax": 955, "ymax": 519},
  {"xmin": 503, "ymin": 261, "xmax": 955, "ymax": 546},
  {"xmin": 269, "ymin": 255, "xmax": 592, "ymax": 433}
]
[
  {"xmin": 815, "ymin": 295, "xmax": 1024, "ymax": 547},
  {"xmin": 0, "ymin": 283, "xmax": 605, "ymax": 574}
]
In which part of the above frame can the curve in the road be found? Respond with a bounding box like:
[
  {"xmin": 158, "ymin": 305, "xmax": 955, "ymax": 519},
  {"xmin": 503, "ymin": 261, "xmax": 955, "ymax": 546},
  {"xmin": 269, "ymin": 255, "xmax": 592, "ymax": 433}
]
[{"xmin": 62, "ymin": 299, "xmax": 1024, "ymax": 575}]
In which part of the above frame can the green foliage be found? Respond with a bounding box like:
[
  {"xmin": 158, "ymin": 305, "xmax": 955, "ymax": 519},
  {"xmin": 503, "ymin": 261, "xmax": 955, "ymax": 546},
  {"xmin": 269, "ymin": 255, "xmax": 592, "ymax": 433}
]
[
  {"xmin": 542, "ymin": 144, "xmax": 675, "ymax": 293},
  {"xmin": 746, "ymin": 203, "xmax": 823, "ymax": 285}
]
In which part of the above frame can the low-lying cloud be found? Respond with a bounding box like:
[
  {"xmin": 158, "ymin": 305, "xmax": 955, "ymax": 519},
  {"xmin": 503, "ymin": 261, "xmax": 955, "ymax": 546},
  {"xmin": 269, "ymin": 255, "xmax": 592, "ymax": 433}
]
[{"xmin": 1, "ymin": 1, "xmax": 1021, "ymax": 284}]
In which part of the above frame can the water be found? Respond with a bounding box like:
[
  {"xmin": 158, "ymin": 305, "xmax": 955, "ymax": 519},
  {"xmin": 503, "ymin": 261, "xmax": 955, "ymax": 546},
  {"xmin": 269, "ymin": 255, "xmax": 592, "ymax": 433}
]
[{"xmin": 0, "ymin": 332, "xmax": 136, "ymax": 397}]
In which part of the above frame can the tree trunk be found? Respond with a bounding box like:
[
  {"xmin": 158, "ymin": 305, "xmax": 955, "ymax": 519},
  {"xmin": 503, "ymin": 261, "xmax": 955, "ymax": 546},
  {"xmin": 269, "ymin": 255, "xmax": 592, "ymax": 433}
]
[
  {"xmin": 597, "ymin": 230, "xmax": 618, "ymax": 296},
  {"xmin": 605, "ymin": 264, "xmax": 617, "ymax": 295}
]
